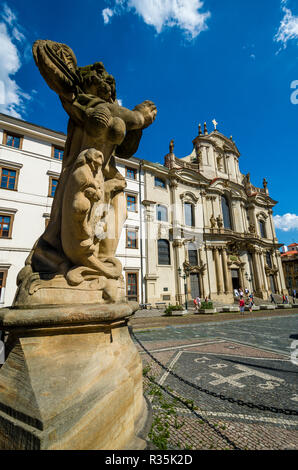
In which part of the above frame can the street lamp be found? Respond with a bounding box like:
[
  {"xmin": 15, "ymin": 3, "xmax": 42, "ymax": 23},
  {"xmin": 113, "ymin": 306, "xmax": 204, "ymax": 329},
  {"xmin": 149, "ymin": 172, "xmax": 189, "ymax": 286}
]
[{"xmin": 178, "ymin": 266, "xmax": 190, "ymax": 310}]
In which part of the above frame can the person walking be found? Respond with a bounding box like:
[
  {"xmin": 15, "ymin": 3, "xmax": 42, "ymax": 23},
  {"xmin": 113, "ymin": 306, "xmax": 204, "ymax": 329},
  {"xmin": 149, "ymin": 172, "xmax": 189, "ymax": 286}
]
[
  {"xmin": 196, "ymin": 296, "xmax": 201, "ymax": 311},
  {"xmin": 270, "ymin": 293, "xmax": 276, "ymax": 304},
  {"xmin": 193, "ymin": 297, "xmax": 198, "ymax": 312},
  {"xmin": 248, "ymin": 293, "xmax": 254, "ymax": 313},
  {"xmin": 282, "ymin": 294, "xmax": 286, "ymax": 304},
  {"xmin": 239, "ymin": 297, "xmax": 245, "ymax": 314}
]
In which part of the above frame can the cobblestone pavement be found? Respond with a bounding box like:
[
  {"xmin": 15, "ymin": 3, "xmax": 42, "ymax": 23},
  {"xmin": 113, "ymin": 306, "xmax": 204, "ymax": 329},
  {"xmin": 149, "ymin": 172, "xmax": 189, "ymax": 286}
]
[{"xmin": 133, "ymin": 314, "xmax": 298, "ymax": 450}]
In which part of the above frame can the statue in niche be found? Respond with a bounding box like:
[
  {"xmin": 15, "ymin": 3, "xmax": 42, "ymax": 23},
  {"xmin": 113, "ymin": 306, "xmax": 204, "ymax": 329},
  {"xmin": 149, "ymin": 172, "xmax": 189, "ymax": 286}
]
[
  {"xmin": 210, "ymin": 214, "xmax": 216, "ymax": 229},
  {"xmin": 216, "ymin": 215, "xmax": 223, "ymax": 229},
  {"xmin": 13, "ymin": 40, "xmax": 157, "ymax": 308}
]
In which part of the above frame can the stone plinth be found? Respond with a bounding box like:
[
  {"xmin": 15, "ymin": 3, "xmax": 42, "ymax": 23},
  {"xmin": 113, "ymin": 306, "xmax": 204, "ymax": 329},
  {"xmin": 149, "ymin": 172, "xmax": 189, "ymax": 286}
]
[{"xmin": 0, "ymin": 303, "xmax": 149, "ymax": 450}]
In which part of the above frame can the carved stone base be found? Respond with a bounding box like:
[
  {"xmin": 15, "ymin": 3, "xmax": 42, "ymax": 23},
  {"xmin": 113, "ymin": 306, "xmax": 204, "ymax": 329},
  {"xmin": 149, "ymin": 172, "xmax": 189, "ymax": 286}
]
[
  {"xmin": 0, "ymin": 303, "xmax": 149, "ymax": 450},
  {"xmin": 13, "ymin": 273, "xmax": 126, "ymax": 309}
]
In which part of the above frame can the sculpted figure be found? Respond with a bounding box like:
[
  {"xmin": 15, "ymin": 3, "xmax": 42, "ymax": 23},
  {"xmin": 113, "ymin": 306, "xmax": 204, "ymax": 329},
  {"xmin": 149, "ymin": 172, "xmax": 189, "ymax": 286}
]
[{"xmin": 14, "ymin": 40, "xmax": 157, "ymax": 307}]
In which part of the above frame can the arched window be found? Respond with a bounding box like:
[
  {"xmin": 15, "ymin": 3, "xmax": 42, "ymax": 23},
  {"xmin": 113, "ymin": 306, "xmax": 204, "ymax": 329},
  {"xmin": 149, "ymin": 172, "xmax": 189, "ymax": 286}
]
[
  {"xmin": 221, "ymin": 196, "xmax": 232, "ymax": 229},
  {"xmin": 259, "ymin": 220, "xmax": 266, "ymax": 238},
  {"xmin": 184, "ymin": 203, "xmax": 195, "ymax": 227},
  {"xmin": 266, "ymin": 251, "xmax": 272, "ymax": 268},
  {"xmin": 158, "ymin": 239, "xmax": 171, "ymax": 265},
  {"xmin": 188, "ymin": 243, "xmax": 198, "ymax": 266},
  {"xmin": 156, "ymin": 205, "xmax": 168, "ymax": 222}
]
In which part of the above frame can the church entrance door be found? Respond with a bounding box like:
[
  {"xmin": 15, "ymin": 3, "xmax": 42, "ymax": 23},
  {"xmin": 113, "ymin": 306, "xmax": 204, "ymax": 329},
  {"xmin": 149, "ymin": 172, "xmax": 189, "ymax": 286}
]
[
  {"xmin": 269, "ymin": 275, "xmax": 276, "ymax": 294},
  {"xmin": 190, "ymin": 273, "xmax": 200, "ymax": 299},
  {"xmin": 231, "ymin": 269, "xmax": 240, "ymax": 291}
]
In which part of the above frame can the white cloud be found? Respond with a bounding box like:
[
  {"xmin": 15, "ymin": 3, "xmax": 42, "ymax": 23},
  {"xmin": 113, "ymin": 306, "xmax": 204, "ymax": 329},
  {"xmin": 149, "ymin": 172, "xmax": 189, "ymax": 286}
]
[
  {"xmin": 102, "ymin": 8, "xmax": 114, "ymax": 24},
  {"xmin": 274, "ymin": 1, "xmax": 298, "ymax": 48},
  {"xmin": 0, "ymin": 3, "xmax": 30, "ymax": 118},
  {"xmin": 102, "ymin": 0, "xmax": 210, "ymax": 39},
  {"xmin": 273, "ymin": 213, "xmax": 298, "ymax": 232}
]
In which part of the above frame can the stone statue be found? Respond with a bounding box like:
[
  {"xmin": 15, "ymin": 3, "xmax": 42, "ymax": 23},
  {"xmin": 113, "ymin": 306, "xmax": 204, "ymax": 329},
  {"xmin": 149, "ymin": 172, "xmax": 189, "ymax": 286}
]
[
  {"xmin": 248, "ymin": 223, "xmax": 256, "ymax": 235},
  {"xmin": 210, "ymin": 214, "xmax": 216, "ymax": 228},
  {"xmin": 13, "ymin": 40, "xmax": 157, "ymax": 308},
  {"xmin": 216, "ymin": 215, "xmax": 223, "ymax": 229},
  {"xmin": 169, "ymin": 139, "xmax": 174, "ymax": 153}
]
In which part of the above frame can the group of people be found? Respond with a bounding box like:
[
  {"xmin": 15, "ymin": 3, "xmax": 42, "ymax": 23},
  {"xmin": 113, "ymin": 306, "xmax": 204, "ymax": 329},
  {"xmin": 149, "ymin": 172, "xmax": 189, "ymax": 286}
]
[
  {"xmin": 235, "ymin": 287, "xmax": 255, "ymax": 314},
  {"xmin": 193, "ymin": 296, "xmax": 210, "ymax": 312}
]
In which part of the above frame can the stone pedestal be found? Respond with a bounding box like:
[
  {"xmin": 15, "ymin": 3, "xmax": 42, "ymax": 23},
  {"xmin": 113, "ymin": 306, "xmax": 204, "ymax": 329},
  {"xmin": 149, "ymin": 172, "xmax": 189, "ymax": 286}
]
[{"xmin": 0, "ymin": 303, "xmax": 150, "ymax": 450}]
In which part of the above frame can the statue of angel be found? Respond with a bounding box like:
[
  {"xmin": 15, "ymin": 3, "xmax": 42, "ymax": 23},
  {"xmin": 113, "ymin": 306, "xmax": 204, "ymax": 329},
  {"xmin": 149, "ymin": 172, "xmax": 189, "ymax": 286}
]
[{"xmin": 13, "ymin": 40, "xmax": 157, "ymax": 308}]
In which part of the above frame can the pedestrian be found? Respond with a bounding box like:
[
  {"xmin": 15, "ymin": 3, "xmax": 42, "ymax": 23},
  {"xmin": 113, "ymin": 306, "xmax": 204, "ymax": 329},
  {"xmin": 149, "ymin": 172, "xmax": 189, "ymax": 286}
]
[
  {"xmin": 234, "ymin": 289, "xmax": 239, "ymax": 297},
  {"xmin": 196, "ymin": 295, "xmax": 201, "ymax": 311},
  {"xmin": 193, "ymin": 297, "xmax": 198, "ymax": 312},
  {"xmin": 239, "ymin": 297, "xmax": 245, "ymax": 314},
  {"xmin": 282, "ymin": 294, "xmax": 286, "ymax": 304},
  {"xmin": 245, "ymin": 288, "xmax": 249, "ymax": 295},
  {"xmin": 270, "ymin": 293, "xmax": 276, "ymax": 304},
  {"xmin": 248, "ymin": 293, "xmax": 254, "ymax": 312},
  {"xmin": 285, "ymin": 295, "xmax": 289, "ymax": 304}
]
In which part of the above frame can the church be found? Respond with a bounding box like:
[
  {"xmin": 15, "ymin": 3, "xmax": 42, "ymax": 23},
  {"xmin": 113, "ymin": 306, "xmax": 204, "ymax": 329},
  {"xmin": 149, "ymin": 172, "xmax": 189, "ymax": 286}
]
[{"xmin": 140, "ymin": 120, "xmax": 287, "ymax": 306}]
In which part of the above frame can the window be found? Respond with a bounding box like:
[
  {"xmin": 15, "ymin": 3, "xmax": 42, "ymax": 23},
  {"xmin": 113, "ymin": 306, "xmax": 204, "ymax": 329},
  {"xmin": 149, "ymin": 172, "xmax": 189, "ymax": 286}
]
[
  {"xmin": 156, "ymin": 205, "xmax": 168, "ymax": 222},
  {"xmin": 0, "ymin": 215, "xmax": 12, "ymax": 238},
  {"xmin": 52, "ymin": 146, "xmax": 64, "ymax": 161},
  {"xmin": 3, "ymin": 131, "xmax": 22, "ymax": 149},
  {"xmin": 0, "ymin": 271, "xmax": 7, "ymax": 302},
  {"xmin": 49, "ymin": 177, "xmax": 59, "ymax": 198},
  {"xmin": 0, "ymin": 167, "xmax": 17, "ymax": 190},
  {"xmin": 184, "ymin": 203, "xmax": 195, "ymax": 227},
  {"xmin": 126, "ymin": 229, "xmax": 138, "ymax": 249},
  {"xmin": 126, "ymin": 167, "xmax": 137, "ymax": 180},
  {"xmin": 127, "ymin": 194, "xmax": 137, "ymax": 212},
  {"xmin": 221, "ymin": 196, "xmax": 232, "ymax": 229},
  {"xmin": 259, "ymin": 220, "xmax": 266, "ymax": 238},
  {"xmin": 126, "ymin": 272, "xmax": 138, "ymax": 301},
  {"xmin": 155, "ymin": 177, "xmax": 166, "ymax": 189},
  {"xmin": 266, "ymin": 252, "xmax": 272, "ymax": 268},
  {"xmin": 158, "ymin": 239, "xmax": 171, "ymax": 265},
  {"xmin": 188, "ymin": 243, "xmax": 198, "ymax": 266}
]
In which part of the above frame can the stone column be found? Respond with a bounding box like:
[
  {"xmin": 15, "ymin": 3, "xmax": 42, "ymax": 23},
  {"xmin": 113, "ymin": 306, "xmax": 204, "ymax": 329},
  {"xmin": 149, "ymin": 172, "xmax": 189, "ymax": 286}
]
[
  {"xmin": 173, "ymin": 240, "xmax": 184, "ymax": 304},
  {"xmin": 252, "ymin": 249, "xmax": 262, "ymax": 295},
  {"xmin": 222, "ymin": 248, "xmax": 232, "ymax": 293},
  {"xmin": 214, "ymin": 247, "xmax": 224, "ymax": 295}
]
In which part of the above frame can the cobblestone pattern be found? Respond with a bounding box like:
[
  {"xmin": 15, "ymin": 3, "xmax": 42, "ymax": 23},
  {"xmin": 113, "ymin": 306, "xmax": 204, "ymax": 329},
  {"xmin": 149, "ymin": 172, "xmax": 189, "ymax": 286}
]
[{"xmin": 138, "ymin": 315, "xmax": 298, "ymax": 450}]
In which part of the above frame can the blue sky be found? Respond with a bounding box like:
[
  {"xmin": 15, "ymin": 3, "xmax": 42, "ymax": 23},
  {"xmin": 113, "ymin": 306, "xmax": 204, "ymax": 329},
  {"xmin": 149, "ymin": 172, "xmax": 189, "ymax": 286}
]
[{"xmin": 0, "ymin": 0, "xmax": 297, "ymax": 245}]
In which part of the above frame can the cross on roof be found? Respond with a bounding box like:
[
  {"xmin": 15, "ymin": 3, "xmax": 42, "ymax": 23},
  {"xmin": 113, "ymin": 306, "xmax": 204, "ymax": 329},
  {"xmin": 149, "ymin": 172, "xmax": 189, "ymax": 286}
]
[{"xmin": 212, "ymin": 119, "xmax": 218, "ymax": 130}]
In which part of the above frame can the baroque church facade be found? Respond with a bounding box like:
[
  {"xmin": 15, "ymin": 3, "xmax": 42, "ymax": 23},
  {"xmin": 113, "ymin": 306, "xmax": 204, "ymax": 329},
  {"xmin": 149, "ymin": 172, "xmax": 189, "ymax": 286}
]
[{"xmin": 141, "ymin": 123, "xmax": 287, "ymax": 306}]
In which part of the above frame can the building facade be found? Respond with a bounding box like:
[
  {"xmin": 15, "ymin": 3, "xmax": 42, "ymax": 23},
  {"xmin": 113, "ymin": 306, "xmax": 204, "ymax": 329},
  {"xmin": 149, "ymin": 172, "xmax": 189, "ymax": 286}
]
[
  {"xmin": 0, "ymin": 113, "xmax": 287, "ymax": 308},
  {"xmin": 281, "ymin": 243, "xmax": 298, "ymax": 295},
  {"xmin": 141, "ymin": 124, "xmax": 287, "ymax": 306}
]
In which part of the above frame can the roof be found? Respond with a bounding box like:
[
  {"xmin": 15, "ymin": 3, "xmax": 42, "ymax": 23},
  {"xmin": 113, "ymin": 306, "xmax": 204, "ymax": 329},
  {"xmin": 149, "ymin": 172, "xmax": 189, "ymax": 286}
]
[
  {"xmin": 281, "ymin": 251, "xmax": 298, "ymax": 258},
  {"xmin": 288, "ymin": 243, "xmax": 298, "ymax": 247},
  {"xmin": 0, "ymin": 112, "xmax": 67, "ymax": 137}
]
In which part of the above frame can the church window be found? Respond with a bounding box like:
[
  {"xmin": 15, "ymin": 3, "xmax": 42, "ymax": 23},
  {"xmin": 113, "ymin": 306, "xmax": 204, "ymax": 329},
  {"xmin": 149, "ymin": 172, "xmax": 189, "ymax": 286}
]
[
  {"xmin": 259, "ymin": 220, "xmax": 266, "ymax": 238},
  {"xmin": 221, "ymin": 196, "xmax": 232, "ymax": 229},
  {"xmin": 156, "ymin": 205, "xmax": 168, "ymax": 222},
  {"xmin": 184, "ymin": 203, "xmax": 195, "ymax": 227},
  {"xmin": 188, "ymin": 243, "xmax": 198, "ymax": 266},
  {"xmin": 158, "ymin": 239, "xmax": 171, "ymax": 265}
]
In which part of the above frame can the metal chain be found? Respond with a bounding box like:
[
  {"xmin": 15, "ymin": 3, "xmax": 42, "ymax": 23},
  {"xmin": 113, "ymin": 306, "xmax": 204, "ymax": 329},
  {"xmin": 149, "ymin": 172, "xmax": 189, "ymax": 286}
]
[
  {"xmin": 131, "ymin": 329, "xmax": 298, "ymax": 417},
  {"xmin": 146, "ymin": 372, "xmax": 241, "ymax": 450}
]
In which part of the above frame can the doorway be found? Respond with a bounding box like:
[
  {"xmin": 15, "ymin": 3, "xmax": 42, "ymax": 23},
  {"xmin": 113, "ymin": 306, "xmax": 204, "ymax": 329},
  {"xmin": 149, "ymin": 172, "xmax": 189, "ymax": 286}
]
[
  {"xmin": 269, "ymin": 275, "xmax": 276, "ymax": 294},
  {"xmin": 231, "ymin": 269, "xmax": 240, "ymax": 290},
  {"xmin": 190, "ymin": 273, "xmax": 200, "ymax": 299}
]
